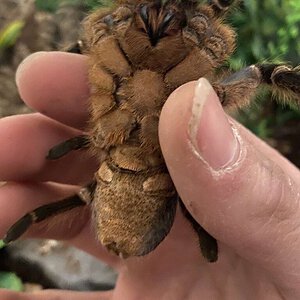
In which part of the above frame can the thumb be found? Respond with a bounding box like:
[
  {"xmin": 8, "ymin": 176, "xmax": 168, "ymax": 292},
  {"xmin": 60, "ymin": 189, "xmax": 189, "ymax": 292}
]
[{"xmin": 159, "ymin": 78, "xmax": 300, "ymax": 293}]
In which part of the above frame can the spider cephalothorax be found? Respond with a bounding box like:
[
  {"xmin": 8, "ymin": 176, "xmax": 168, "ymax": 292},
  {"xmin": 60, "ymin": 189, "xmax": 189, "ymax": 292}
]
[
  {"xmin": 135, "ymin": 0, "xmax": 188, "ymax": 45},
  {"xmin": 4, "ymin": 0, "xmax": 300, "ymax": 263}
]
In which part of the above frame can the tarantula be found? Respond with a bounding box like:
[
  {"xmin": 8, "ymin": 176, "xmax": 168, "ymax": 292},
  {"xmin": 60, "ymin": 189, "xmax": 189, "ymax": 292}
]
[{"xmin": 4, "ymin": 0, "xmax": 300, "ymax": 263}]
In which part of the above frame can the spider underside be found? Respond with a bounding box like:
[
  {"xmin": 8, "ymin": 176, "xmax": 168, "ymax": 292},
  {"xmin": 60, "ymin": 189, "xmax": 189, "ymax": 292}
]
[{"xmin": 4, "ymin": 0, "xmax": 300, "ymax": 263}]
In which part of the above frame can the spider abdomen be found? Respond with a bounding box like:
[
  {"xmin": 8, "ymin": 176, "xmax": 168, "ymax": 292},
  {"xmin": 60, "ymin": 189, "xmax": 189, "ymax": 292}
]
[{"xmin": 94, "ymin": 150, "xmax": 176, "ymax": 257}]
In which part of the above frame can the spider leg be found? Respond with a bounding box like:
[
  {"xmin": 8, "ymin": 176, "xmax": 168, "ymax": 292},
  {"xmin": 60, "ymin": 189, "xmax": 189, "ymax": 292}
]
[
  {"xmin": 207, "ymin": 0, "xmax": 236, "ymax": 16},
  {"xmin": 212, "ymin": 65, "xmax": 261, "ymax": 109},
  {"xmin": 258, "ymin": 63, "xmax": 300, "ymax": 106},
  {"xmin": 46, "ymin": 135, "xmax": 90, "ymax": 160},
  {"xmin": 65, "ymin": 40, "xmax": 84, "ymax": 54},
  {"xmin": 166, "ymin": 5, "xmax": 236, "ymax": 89},
  {"xmin": 3, "ymin": 182, "xmax": 96, "ymax": 244},
  {"xmin": 179, "ymin": 198, "xmax": 218, "ymax": 263},
  {"xmin": 213, "ymin": 64, "xmax": 300, "ymax": 110}
]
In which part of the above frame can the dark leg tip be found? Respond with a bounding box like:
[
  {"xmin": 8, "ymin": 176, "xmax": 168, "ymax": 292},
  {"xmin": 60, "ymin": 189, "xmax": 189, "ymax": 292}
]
[
  {"xmin": 200, "ymin": 242, "xmax": 218, "ymax": 263},
  {"xmin": 3, "ymin": 236, "xmax": 11, "ymax": 245},
  {"xmin": 3, "ymin": 214, "xmax": 33, "ymax": 245},
  {"xmin": 46, "ymin": 135, "xmax": 89, "ymax": 160},
  {"xmin": 66, "ymin": 40, "xmax": 84, "ymax": 54},
  {"xmin": 46, "ymin": 147, "xmax": 67, "ymax": 160}
]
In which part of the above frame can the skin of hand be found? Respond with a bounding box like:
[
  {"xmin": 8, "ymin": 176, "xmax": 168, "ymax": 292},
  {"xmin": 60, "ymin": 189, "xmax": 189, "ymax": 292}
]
[{"xmin": 0, "ymin": 52, "xmax": 300, "ymax": 300}]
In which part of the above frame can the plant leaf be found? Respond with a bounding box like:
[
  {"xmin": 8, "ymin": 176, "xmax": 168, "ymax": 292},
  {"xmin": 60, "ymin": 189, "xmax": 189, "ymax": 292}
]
[
  {"xmin": 0, "ymin": 21, "xmax": 24, "ymax": 50},
  {"xmin": 0, "ymin": 272, "xmax": 24, "ymax": 291},
  {"xmin": 0, "ymin": 240, "xmax": 6, "ymax": 249}
]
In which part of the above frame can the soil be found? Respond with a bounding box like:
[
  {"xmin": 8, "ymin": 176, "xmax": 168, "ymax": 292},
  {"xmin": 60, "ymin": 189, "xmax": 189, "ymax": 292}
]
[{"xmin": 0, "ymin": 0, "xmax": 85, "ymax": 117}]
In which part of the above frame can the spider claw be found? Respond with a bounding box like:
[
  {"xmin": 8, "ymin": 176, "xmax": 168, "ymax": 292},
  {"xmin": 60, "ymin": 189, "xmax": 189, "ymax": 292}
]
[
  {"xmin": 3, "ymin": 214, "xmax": 34, "ymax": 244},
  {"xmin": 46, "ymin": 135, "xmax": 90, "ymax": 160}
]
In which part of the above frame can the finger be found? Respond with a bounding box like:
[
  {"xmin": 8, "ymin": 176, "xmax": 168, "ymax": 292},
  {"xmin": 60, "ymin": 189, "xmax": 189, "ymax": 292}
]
[
  {"xmin": 0, "ymin": 113, "xmax": 97, "ymax": 184},
  {"xmin": 16, "ymin": 52, "xmax": 90, "ymax": 130},
  {"xmin": 0, "ymin": 290, "xmax": 112, "ymax": 300},
  {"xmin": 0, "ymin": 182, "xmax": 119, "ymax": 268},
  {"xmin": 0, "ymin": 181, "xmax": 82, "ymax": 241},
  {"xmin": 159, "ymin": 78, "xmax": 300, "ymax": 296}
]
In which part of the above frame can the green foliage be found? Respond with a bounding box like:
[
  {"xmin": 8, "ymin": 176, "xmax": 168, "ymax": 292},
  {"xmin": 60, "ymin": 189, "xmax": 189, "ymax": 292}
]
[
  {"xmin": 35, "ymin": 0, "xmax": 62, "ymax": 12},
  {"xmin": 0, "ymin": 21, "xmax": 24, "ymax": 51},
  {"xmin": 0, "ymin": 240, "xmax": 6, "ymax": 249},
  {"xmin": 230, "ymin": 0, "xmax": 300, "ymax": 67},
  {"xmin": 229, "ymin": 0, "xmax": 300, "ymax": 139},
  {"xmin": 0, "ymin": 272, "xmax": 23, "ymax": 291}
]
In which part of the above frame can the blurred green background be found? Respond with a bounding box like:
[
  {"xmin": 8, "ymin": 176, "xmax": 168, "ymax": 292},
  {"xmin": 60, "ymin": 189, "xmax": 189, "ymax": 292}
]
[{"xmin": 229, "ymin": 0, "xmax": 300, "ymax": 144}]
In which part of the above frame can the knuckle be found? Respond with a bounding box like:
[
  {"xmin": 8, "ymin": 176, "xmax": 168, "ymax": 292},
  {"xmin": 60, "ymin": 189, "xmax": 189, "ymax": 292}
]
[{"xmin": 249, "ymin": 159, "xmax": 299, "ymax": 225}]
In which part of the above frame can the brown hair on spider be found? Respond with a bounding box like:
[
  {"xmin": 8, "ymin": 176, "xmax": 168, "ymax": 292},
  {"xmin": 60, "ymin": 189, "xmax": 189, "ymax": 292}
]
[{"xmin": 4, "ymin": 0, "xmax": 300, "ymax": 263}]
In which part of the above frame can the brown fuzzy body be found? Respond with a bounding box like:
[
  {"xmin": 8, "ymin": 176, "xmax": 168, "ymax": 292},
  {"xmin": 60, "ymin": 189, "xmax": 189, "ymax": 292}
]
[
  {"xmin": 83, "ymin": 0, "xmax": 235, "ymax": 257},
  {"xmin": 5, "ymin": 0, "xmax": 300, "ymax": 262}
]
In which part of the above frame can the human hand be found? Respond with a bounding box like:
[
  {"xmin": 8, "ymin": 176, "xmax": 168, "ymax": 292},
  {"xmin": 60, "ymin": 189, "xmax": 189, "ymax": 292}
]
[{"xmin": 1, "ymin": 52, "xmax": 300, "ymax": 300}]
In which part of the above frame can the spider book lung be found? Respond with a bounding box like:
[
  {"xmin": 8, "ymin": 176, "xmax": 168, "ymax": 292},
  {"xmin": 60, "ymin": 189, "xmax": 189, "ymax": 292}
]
[{"xmin": 4, "ymin": 0, "xmax": 300, "ymax": 263}]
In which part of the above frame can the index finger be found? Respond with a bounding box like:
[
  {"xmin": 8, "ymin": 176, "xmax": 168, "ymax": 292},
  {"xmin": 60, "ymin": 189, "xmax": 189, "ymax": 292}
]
[{"xmin": 16, "ymin": 51, "xmax": 90, "ymax": 130}]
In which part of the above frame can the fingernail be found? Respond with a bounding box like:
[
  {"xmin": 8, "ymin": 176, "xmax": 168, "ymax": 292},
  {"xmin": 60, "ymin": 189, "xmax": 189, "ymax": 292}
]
[
  {"xmin": 15, "ymin": 51, "xmax": 47, "ymax": 88},
  {"xmin": 188, "ymin": 78, "xmax": 239, "ymax": 170}
]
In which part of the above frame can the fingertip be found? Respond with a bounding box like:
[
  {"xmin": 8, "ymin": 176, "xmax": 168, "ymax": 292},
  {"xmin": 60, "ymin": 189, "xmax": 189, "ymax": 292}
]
[
  {"xmin": 16, "ymin": 51, "xmax": 48, "ymax": 88},
  {"xmin": 16, "ymin": 51, "xmax": 90, "ymax": 129},
  {"xmin": 159, "ymin": 81, "xmax": 196, "ymax": 162}
]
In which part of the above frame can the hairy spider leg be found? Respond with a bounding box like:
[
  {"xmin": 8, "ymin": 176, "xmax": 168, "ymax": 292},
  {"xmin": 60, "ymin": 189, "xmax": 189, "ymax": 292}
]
[
  {"xmin": 258, "ymin": 64, "xmax": 300, "ymax": 105},
  {"xmin": 3, "ymin": 182, "xmax": 96, "ymax": 244},
  {"xmin": 212, "ymin": 64, "xmax": 300, "ymax": 110},
  {"xmin": 66, "ymin": 40, "xmax": 84, "ymax": 54},
  {"xmin": 207, "ymin": 0, "xmax": 236, "ymax": 16},
  {"xmin": 164, "ymin": 5, "xmax": 236, "ymax": 90},
  {"xmin": 179, "ymin": 198, "xmax": 218, "ymax": 263},
  {"xmin": 47, "ymin": 135, "xmax": 90, "ymax": 160}
]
